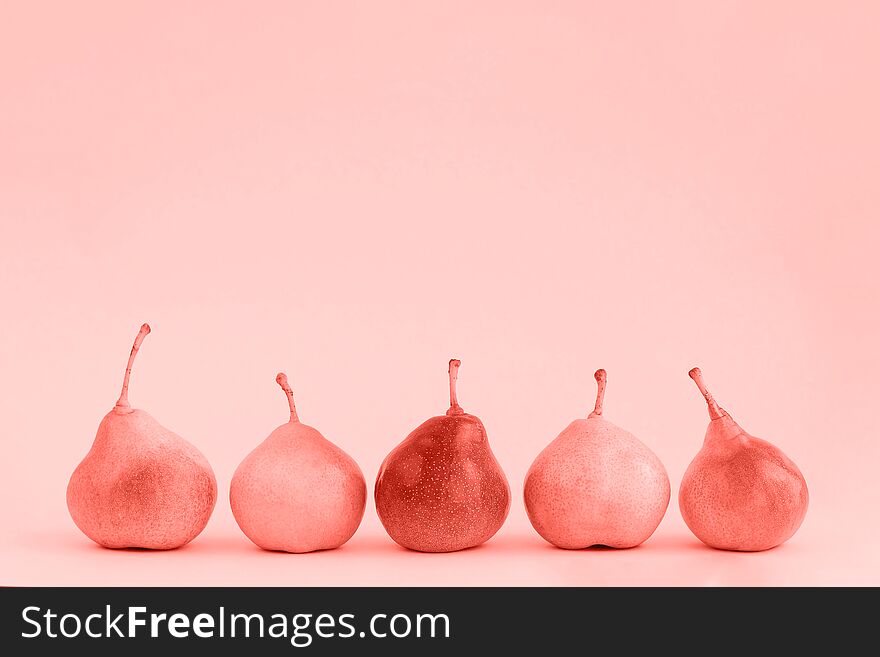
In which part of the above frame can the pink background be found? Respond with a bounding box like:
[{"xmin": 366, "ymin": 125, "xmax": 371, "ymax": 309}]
[{"xmin": 1, "ymin": 2, "xmax": 878, "ymax": 585}]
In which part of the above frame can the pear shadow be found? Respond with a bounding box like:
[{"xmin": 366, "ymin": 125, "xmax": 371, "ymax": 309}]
[
  {"xmin": 101, "ymin": 542, "xmax": 201, "ymax": 553},
  {"xmin": 703, "ymin": 541, "xmax": 795, "ymax": 556},
  {"xmin": 638, "ymin": 532, "xmax": 797, "ymax": 556},
  {"xmin": 342, "ymin": 532, "xmax": 570, "ymax": 556},
  {"xmin": 496, "ymin": 534, "xmax": 646, "ymax": 553},
  {"xmin": 414, "ymin": 541, "xmax": 498, "ymax": 556},
  {"xmin": 80, "ymin": 541, "xmax": 203, "ymax": 556},
  {"xmin": 541, "ymin": 541, "xmax": 653, "ymax": 553},
  {"xmin": 184, "ymin": 533, "xmax": 392, "ymax": 558},
  {"xmin": 348, "ymin": 535, "xmax": 495, "ymax": 556},
  {"xmin": 246, "ymin": 543, "xmax": 361, "ymax": 557}
]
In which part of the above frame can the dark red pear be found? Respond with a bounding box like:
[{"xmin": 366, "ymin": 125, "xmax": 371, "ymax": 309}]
[{"xmin": 375, "ymin": 359, "xmax": 511, "ymax": 552}]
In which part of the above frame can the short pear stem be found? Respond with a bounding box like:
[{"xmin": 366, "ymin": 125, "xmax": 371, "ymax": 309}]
[
  {"xmin": 689, "ymin": 367, "xmax": 724, "ymax": 420},
  {"xmin": 114, "ymin": 323, "xmax": 151, "ymax": 412},
  {"xmin": 447, "ymin": 359, "xmax": 464, "ymax": 416},
  {"xmin": 276, "ymin": 373, "xmax": 300, "ymax": 423},
  {"xmin": 589, "ymin": 369, "xmax": 606, "ymax": 418}
]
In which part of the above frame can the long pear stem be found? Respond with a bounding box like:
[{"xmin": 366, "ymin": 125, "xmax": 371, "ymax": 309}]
[
  {"xmin": 447, "ymin": 359, "xmax": 463, "ymax": 416},
  {"xmin": 276, "ymin": 373, "xmax": 300, "ymax": 422},
  {"xmin": 689, "ymin": 367, "xmax": 723, "ymax": 420},
  {"xmin": 114, "ymin": 323, "xmax": 151, "ymax": 411},
  {"xmin": 589, "ymin": 369, "xmax": 607, "ymax": 417}
]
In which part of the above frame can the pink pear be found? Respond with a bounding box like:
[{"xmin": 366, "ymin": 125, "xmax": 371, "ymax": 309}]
[
  {"xmin": 230, "ymin": 373, "xmax": 366, "ymax": 552},
  {"xmin": 524, "ymin": 369, "xmax": 670, "ymax": 548},
  {"xmin": 67, "ymin": 324, "xmax": 217, "ymax": 549},
  {"xmin": 679, "ymin": 367, "xmax": 809, "ymax": 551}
]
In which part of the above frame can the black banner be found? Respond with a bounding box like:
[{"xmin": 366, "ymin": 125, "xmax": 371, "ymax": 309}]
[{"xmin": 0, "ymin": 587, "xmax": 873, "ymax": 653}]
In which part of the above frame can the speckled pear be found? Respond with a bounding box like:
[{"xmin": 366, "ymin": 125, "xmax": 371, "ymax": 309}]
[
  {"xmin": 375, "ymin": 359, "xmax": 511, "ymax": 552},
  {"xmin": 67, "ymin": 324, "xmax": 217, "ymax": 549},
  {"xmin": 679, "ymin": 368, "xmax": 809, "ymax": 551},
  {"xmin": 524, "ymin": 369, "xmax": 670, "ymax": 549},
  {"xmin": 229, "ymin": 373, "xmax": 366, "ymax": 553}
]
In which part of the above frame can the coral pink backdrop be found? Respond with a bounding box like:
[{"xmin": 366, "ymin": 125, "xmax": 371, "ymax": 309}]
[{"xmin": 1, "ymin": 2, "xmax": 878, "ymax": 585}]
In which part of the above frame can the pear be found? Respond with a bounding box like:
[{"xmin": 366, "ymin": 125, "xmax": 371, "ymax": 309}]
[
  {"xmin": 67, "ymin": 324, "xmax": 217, "ymax": 549},
  {"xmin": 524, "ymin": 369, "xmax": 670, "ymax": 549},
  {"xmin": 230, "ymin": 373, "xmax": 366, "ymax": 552},
  {"xmin": 375, "ymin": 359, "xmax": 511, "ymax": 552},
  {"xmin": 679, "ymin": 368, "xmax": 809, "ymax": 551}
]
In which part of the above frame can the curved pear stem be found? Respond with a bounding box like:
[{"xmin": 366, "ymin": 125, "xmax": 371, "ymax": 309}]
[
  {"xmin": 689, "ymin": 367, "xmax": 724, "ymax": 420},
  {"xmin": 276, "ymin": 373, "xmax": 300, "ymax": 423},
  {"xmin": 447, "ymin": 359, "xmax": 464, "ymax": 416},
  {"xmin": 114, "ymin": 323, "xmax": 151, "ymax": 412},
  {"xmin": 589, "ymin": 369, "xmax": 606, "ymax": 418}
]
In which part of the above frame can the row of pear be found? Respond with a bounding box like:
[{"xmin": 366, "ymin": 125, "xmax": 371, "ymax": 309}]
[{"xmin": 68, "ymin": 324, "xmax": 808, "ymax": 554}]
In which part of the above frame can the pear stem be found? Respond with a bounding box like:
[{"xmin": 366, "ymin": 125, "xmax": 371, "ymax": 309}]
[
  {"xmin": 276, "ymin": 373, "xmax": 300, "ymax": 422},
  {"xmin": 447, "ymin": 359, "xmax": 464, "ymax": 416},
  {"xmin": 114, "ymin": 323, "xmax": 151, "ymax": 412},
  {"xmin": 589, "ymin": 369, "xmax": 607, "ymax": 417},
  {"xmin": 689, "ymin": 367, "xmax": 723, "ymax": 420}
]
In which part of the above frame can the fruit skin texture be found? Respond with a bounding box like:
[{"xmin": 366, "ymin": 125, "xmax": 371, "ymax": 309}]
[
  {"xmin": 375, "ymin": 413, "xmax": 511, "ymax": 552},
  {"xmin": 374, "ymin": 360, "xmax": 511, "ymax": 552},
  {"xmin": 66, "ymin": 325, "xmax": 217, "ymax": 550},
  {"xmin": 229, "ymin": 374, "xmax": 366, "ymax": 553},
  {"xmin": 523, "ymin": 370, "xmax": 670, "ymax": 549},
  {"xmin": 679, "ymin": 368, "xmax": 809, "ymax": 552}
]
